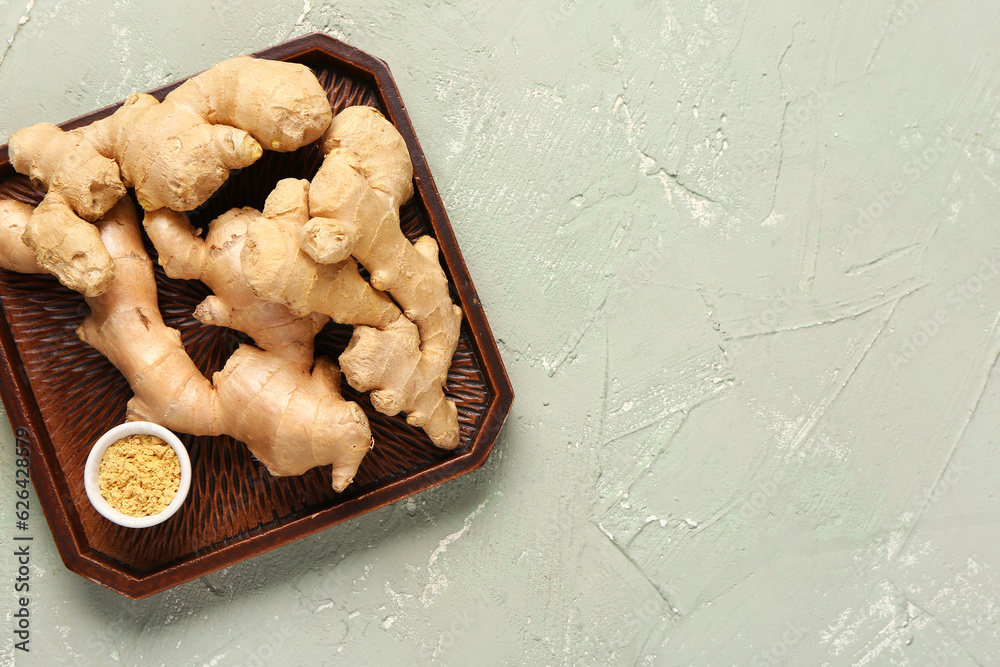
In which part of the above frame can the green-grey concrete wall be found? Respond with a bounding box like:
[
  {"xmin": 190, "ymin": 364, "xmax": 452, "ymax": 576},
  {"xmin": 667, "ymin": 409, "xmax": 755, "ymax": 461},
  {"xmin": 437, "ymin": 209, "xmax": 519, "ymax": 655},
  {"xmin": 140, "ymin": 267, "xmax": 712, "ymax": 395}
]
[{"xmin": 1, "ymin": 1, "xmax": 999, "ymax": 665}]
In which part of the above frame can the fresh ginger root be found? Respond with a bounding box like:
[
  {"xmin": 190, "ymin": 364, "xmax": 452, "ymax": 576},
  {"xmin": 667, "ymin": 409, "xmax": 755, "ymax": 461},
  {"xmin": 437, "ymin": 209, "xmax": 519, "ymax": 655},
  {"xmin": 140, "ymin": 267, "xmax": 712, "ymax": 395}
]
[
  {"xmin": 7, "ymin": 123, "xmax": 126, "ymax": 220},
  {"xmin": 137, "ymin": 202, "xmax": 372, "ymax": 491},
  {"xmin": 7, "ymin": 56, "xmax": 332, "ymax": 297},
  {"xmin": 241, "ymin": 178, "xmax": 401, "ymax": 328},
  {"xmin": 77, "ymin": 201, "xmax": 223, "ymax": 435},
  {"xmin": 239, "ymin": 179, "xmax": 465, "ymax": 447},
  {"xmin": 0, "ymin": 77, "xmax": 467, "ymax": 488},
  {"xmin": 22, "ymin": 192, "xmax": 116, "ymax": 296},
  {"xmin": 0, "ymin": 196, "xmax": 114, "ymax": 296},
  {"xmin": 240, "ymin": 179, "xmax": 465, "ymax": 446},
  {"xmin": 143, "ymin": 191, "xmax": 388, "ymax": 490},
  {"xmin": 0, "ymin": 195, "xmax": 372, "ymax": 491},
  {"xmin": 307, "ymin": 106, "xmax": 463, "ymax": 449},
  {"xmin": 0, "ymin": 200, "xmax": 44, "ymax": 274}
]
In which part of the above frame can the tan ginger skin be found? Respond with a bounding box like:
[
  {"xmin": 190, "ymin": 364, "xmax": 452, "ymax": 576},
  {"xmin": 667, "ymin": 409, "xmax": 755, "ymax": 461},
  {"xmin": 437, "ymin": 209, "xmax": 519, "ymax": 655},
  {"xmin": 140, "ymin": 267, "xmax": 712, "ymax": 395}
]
[
  {"xmin": 0, "ymin": 201, "xmax": 44, "ymax": 274},
  {"xmin": 0, "ymin": 93, "xmax": 465, "ymax": 485},
  {"xmin": 239, "ymin": 179, "xmax": 401, "ymax": 329},
  {"xmin": 0, "ymin": 198, "xmax": 371, "ymax": 492},
  {"xmin": 240, "ymin": 177, "xmax": 462, "ymax": 449},
  {"xmin": 7, "ymin": 56, "xmax": 332, "ymax": 298},
  {"xmin": 298, "ymin": 106, "xmax": 463, "ymax": 449},
  {"xmin": 139, "ymin": 196, "xmax": 375, "ymax": 492}
]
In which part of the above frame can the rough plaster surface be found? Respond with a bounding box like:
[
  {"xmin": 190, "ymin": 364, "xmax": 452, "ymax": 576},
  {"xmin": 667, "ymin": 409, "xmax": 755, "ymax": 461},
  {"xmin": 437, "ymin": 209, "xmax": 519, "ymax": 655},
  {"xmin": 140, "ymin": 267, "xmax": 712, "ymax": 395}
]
[{"xmin": 0, "ymin": 0, "xmax": 999, "ymax": 665}]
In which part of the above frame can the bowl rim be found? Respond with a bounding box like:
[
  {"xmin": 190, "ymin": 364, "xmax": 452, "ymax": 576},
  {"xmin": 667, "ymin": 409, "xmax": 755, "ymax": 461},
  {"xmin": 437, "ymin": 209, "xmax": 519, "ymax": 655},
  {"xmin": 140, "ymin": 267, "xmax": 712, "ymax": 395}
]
[{"xmin": 84, "ymin": 421, "xmax": 192, "ymax": 529}]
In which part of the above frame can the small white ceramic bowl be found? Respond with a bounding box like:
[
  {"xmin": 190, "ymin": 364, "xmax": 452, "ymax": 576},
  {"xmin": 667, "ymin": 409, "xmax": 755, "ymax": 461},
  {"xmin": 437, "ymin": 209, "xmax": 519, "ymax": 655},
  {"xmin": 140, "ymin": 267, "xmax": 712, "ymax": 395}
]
[{"xmin": 84, "ymin": 421, "xmax": 192, "ymax": 528}]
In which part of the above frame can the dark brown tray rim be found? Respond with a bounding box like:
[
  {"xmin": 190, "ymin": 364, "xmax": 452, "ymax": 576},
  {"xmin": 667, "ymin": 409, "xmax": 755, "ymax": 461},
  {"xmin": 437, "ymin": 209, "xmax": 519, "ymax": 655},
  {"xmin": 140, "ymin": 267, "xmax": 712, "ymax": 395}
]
[{"xmin": 0, "ymin": 33, "xmax": 513, "ymax": 599}]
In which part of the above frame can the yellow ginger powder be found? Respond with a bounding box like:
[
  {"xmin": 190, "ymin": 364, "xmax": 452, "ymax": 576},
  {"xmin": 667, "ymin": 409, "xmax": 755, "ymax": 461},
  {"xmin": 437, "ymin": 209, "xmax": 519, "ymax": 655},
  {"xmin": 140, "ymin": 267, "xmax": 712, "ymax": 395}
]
[{"xmin": 98, "ymin": 434, "xmax": 181, "ymax": 517}]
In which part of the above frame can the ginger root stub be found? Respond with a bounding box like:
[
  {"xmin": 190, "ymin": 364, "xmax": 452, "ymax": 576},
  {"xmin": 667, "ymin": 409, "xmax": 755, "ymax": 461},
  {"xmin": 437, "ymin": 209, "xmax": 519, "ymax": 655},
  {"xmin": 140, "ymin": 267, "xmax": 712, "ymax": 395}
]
[
  {"xmin": 0, "ymin": 54, "xmax": 466, "ymax": 491},
  {"xmin": 98, "ymin": 434, "xmax": 181, "ymax": 517},
  {"xmin": 7, "ymin": 55, "xmax": 332, "ymax": 297}
]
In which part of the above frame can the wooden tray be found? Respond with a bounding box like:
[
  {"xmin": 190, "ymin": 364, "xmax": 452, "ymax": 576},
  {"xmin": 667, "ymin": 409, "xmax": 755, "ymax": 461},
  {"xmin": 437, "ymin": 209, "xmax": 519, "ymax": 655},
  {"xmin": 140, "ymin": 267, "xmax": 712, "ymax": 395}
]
[{"xmin": 0, "ymin": 33, "xmax": 513, "ymax": 599}]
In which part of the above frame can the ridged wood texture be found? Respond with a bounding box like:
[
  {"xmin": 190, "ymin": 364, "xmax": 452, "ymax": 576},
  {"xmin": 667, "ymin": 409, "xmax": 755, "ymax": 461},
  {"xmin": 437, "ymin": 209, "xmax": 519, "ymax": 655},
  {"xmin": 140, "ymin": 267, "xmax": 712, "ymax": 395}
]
[{"xmin": 0, "ymin": 34, "xmax": 512, "ymax": 598}]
